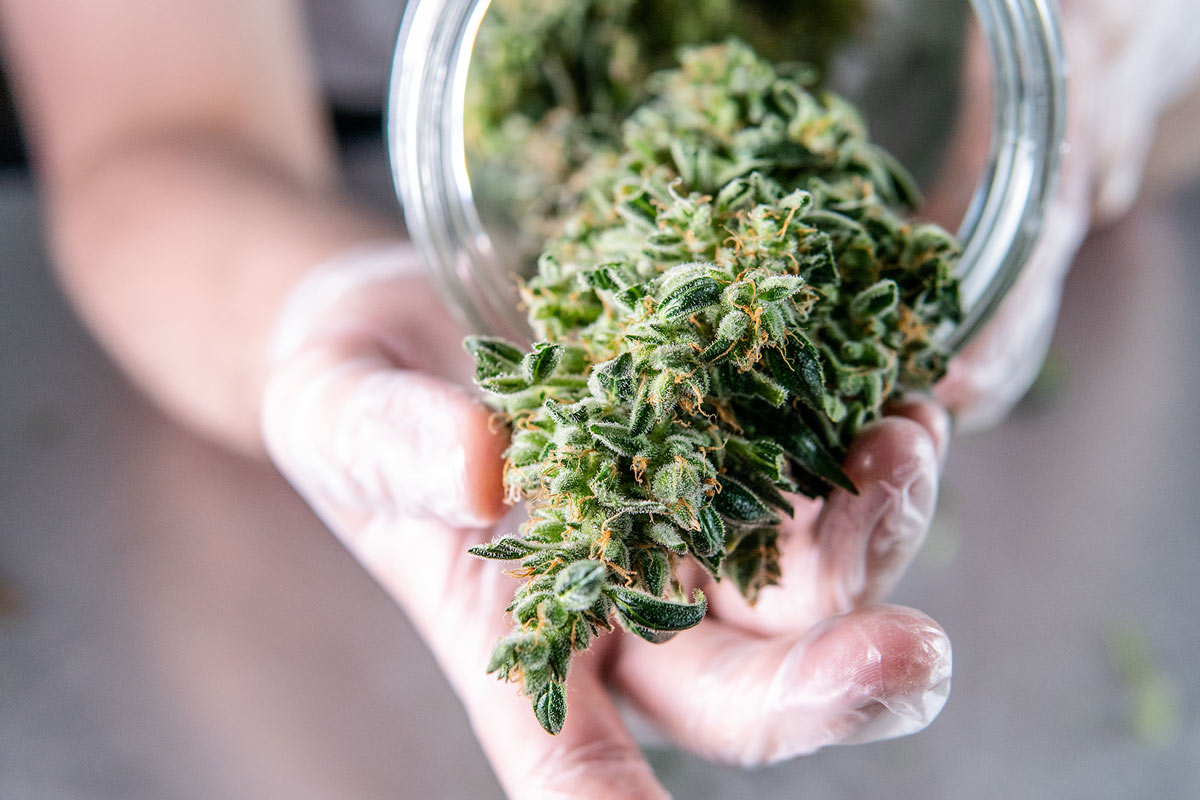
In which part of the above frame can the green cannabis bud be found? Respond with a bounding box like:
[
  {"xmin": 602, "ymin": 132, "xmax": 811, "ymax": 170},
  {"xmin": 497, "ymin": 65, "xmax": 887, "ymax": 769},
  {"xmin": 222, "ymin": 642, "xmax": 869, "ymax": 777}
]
[
  {"xmin": 465, "ymin": 0, "xmax": 865, "ymax": 249},
  {"xmin": 466, "ymin": 40, "xmax": 962, "ymax": 734}
]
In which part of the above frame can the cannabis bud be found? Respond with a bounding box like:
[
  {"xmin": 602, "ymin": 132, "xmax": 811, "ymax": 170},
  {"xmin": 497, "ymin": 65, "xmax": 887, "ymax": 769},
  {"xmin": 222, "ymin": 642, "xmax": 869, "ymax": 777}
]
[
  {"xmin": 465, "ymin": 0, "xmax": 865, "ymax": 248},
  {"xmin": 466, "ymin": 41, "xmax": 962, "ymax": 734}
]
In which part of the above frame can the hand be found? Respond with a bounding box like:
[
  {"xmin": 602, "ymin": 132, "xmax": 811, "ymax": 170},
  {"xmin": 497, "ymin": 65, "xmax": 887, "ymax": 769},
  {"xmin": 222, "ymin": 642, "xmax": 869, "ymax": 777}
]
[
  {"xmin": 261, "ymin": 243, "xmax": 952, "ymax": 798},
  {"xmin": 930, "ymin": 4, "xmax": 1200, "ymax": 431}
]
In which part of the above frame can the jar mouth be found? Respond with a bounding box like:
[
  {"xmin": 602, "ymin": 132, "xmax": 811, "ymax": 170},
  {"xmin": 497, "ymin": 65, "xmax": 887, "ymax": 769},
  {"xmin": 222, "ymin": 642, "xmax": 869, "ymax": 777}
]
[{"xmin": 388, "ymin": 0, "xmax": 1066, "ymax": 353}]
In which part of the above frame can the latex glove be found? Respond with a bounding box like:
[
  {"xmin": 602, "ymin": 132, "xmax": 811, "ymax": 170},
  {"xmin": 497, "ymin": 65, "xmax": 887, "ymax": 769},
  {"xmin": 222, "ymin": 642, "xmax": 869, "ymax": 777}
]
[
  {"xmin": 931, "ymin": 3, "xmax": 1200, "ymax": 432},
  {"xmin": 262, "ymin": 242, "xmax": 952, "ymax": 798}
]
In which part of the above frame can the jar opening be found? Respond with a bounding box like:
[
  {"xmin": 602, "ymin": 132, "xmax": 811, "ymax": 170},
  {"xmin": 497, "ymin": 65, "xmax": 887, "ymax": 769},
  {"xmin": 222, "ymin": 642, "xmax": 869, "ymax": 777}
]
[{"xmin": 389, "ymin": 0, "xmax": 1065, "ymax": 351}]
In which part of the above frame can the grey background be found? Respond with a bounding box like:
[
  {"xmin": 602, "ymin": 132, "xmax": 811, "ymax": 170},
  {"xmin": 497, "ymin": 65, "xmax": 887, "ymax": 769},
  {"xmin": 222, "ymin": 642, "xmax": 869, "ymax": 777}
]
[{"xmin": 3, "ymin": 127, "xmax": 1200, "ymax": 800}]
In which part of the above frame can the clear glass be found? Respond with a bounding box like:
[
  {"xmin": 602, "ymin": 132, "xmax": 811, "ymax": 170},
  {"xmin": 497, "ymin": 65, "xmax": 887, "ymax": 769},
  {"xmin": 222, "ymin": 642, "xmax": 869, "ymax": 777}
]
[{"xmin": 388, "ymin": 0, "xmax": 1065, "ymax": 353}]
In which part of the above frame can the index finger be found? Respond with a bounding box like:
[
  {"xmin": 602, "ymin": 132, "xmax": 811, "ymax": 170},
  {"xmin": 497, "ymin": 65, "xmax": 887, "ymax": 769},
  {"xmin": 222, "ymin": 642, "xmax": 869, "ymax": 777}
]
[{"xmin": 703, "ymin": 408, "xmax": 942, "ymax": 637}]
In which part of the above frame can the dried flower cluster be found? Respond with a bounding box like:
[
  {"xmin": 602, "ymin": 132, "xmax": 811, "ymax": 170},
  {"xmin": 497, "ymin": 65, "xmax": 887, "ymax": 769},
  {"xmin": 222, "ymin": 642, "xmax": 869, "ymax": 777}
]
[
  {"xmin": 466, "ymin": 41, "xmax": 961, "ymax": 734},
  {"xmin": 465, "ymin": 0, "xmax": 864, "ymax": 249}
]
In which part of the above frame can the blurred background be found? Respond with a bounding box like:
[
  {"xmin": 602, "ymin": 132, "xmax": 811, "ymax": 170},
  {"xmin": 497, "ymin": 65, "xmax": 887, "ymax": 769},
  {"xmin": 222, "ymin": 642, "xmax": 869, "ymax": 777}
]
[{"xmin": 2, "ymin": 5, "xmax": 1200, "ymax": 799}]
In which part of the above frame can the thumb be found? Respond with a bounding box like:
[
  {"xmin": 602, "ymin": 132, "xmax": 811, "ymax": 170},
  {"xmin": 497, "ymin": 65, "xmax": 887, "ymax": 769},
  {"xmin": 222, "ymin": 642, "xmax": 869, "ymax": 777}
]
[{"xmin": 262, "ymin": 335, "xmax": 508, "ymax": 528}]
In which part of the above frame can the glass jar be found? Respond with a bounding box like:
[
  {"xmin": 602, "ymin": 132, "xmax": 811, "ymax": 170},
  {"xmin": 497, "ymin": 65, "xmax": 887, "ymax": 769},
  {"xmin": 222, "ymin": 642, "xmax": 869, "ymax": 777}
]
[{"xmin": 387, "ymin": 0, "xmax": 1065, "ymax": 353}]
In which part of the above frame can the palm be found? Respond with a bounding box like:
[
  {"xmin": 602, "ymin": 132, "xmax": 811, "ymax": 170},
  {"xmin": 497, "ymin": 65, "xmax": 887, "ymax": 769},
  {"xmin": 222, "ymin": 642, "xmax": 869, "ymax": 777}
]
[{"xmin": 263, "ymin": 264, "xmax": 951, "ymax": 798}]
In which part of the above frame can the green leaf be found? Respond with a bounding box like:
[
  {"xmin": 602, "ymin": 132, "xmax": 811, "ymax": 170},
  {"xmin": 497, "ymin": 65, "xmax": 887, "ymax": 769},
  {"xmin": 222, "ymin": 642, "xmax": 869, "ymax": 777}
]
[
  {"xmin": 777, "ymin": 427, "xmax": 857, "ymax": 494},
  {"xmin": 657, "ymin": 275, "xmax": 724, "ymax": 320},
  {"xmin": 469, "ymin": 536, "xmax": 539, "ymax": 560},
  {"xmin": 486, "ymin": 634, "xmax": 519, "ymax": 674},
  {"xmin": 554, "ymin": 560, "xmax": 608, "ymax": 611},
  {"xmin": 737, "ymin": 468, "xmax": 796, "ymax": 517},
  {"xmin": 478, "ymin": 374, "xmax": 531, "ymax": 395},
  {"xmin": 589, "ymin": 422, "xmax": 643, "ymax": 457},
  {"xmin": 648, "ymin": 371, "xmax": 679, "ymax": 417},
  {"xmin": 600, "ymin": 536, "xmax": 630, "ymax": 570},
  {"xmin": 726, "ymin": 438, "xmax": 787, "ymax": 483},
  {"xmin": 639, "ymin": 548, "xmax": 669, "ymax": 596},
  {"xmin": 619, "ymin": 620, "xmax": 683, "ymax": 644},
  {"xmin": 570, "ymin": 619, "xmax": 591, "ymax": 651},
  {"xmin": 506, "ymin": 429, "xmax": 551, "ymax": 467},
  {"xmin": 628, "ymin": 390, "xmax": 653, "ymax": 435},
  {"xmin": 528, "ymin": 669, "xmax": 557, "ymax": 715},
  {"xmin": 546, "ymin": 630, "xmax": 572, "ymax": 680},
  {"xmin": 590, "ymin": 352, "xmax": 636, "ymax": 400},
  {"xmin": 876, "ymin": 146, "xmax": 923, "ymax": 209},
  {"xmin": 744, "ymin": 369, "xmax": 787, "ymax": 407},
  {"xmin": 761, "ymin": 305, "xmax": 786, "ymax": 343},
  {"xmin": 523, "ymin": 343, "xmax": 564, "ymax": 383},
  {"xmin": 693, "ymin": 505, "xmax": 725, "ymax": 557},
  {"xmin": 715, "ymin": 173, "xmax": 763, "ymax": 213},
  {"xmin": 699, "ymin": 336, "xmax": 736, "ymax": 363},
  {"xmin": 850, "ymin": 280, "xmax": 900, "ymax": 321},
  {"xmin": 766, "ymin": 334, "xmax": 826, "ymax": 411},
  {"xmin": 512, "ymin": 591, "xmax": 555, "ymax": 624},
  {"xmin": 714, "ymin": 474, "xmax": 772, "ymax": 522},
  {"xmin": 616, "ymin": 187, "xmax": 659, "ymax": 229},
  {"xmin": 590, "ymin": 463, "xmax": 668, "ymax": 517},
  {"xmin": 541, "ymin": 399, "xmax": 578, "ymax": 426},
  {"xmin": 515, "ymin": 633, "xmax": 551, "ymax": 669},
  {"xmin": 465, "ymin": 337, "xmax": 524, "ymax": 377},
  {"xmin": 583, "ymin": 265, "xmax": 621, "ymax": 291},
  {"xmin": 607, "ymin": 585, "xmax": 707, "ymax": 632},
  {"xmin": 650, "ymin": 460, "xmax": 699, "ymax": 505},
  {"xmin": 525, "ymin": 519, "xmax": 569, "ymax": 543},
  {"xmin": 541, "ymin": 598, "xmax": 569, "ymax": 628},
  {"xmin": 549, "ymin": 463, "xmax": 591, "ymax": 495},
  {"xmin": 757, "ymin": 274, "xmax": 807, "ymax": 302},
  {"xmin": 648, "ymin": 521, "xmax": 688, "ymax": 553},
  {"xmin": 717, "ymin": 309, "xmax": 750, "ymax": 341},
  {"xmin": 723, "ymin": 526, "xmax": 781, "ymax": 603}
]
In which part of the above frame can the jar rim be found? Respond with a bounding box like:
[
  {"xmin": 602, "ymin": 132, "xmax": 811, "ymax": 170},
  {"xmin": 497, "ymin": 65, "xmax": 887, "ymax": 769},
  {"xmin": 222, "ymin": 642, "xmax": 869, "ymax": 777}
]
[{"xmin": 388, "ymin": 0, "xmax": 1066, "ymax": 353}]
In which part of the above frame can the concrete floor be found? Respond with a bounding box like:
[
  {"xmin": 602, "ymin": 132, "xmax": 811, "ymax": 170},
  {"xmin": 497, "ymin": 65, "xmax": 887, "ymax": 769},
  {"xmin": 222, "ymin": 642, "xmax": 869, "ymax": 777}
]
[{"xmin": 1, "ymin": 158, "xmax": 1198, "ymax": 798}]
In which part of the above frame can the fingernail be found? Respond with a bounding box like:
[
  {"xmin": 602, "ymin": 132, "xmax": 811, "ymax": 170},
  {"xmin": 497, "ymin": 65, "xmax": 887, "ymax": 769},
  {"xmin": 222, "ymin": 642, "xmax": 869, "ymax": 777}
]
[{"xmin": 839, "ymin": 620, "xmax": 952, "ymax": 745}]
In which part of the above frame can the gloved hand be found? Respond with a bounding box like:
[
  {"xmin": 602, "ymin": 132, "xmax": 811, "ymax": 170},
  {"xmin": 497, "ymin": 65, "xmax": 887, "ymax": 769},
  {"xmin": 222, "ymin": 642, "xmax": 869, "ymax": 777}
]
[
  {"xmin": 933, "ymin": 0, "xmax": 1200, "ymax": 431},
  {"xmin": 261, "ymin": 242, "xmax": 952, "ymax": 798}
]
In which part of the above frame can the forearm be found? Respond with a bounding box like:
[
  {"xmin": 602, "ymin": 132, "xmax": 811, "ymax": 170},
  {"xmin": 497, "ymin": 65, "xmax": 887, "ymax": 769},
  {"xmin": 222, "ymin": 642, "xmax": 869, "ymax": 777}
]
[
  {"xmin": 0, "ymin": 0, "xmax": 402, "ymax": 454},
  {"xmin": 46, "ymin": 133, "xmax": 397, "ymax": 455}
]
